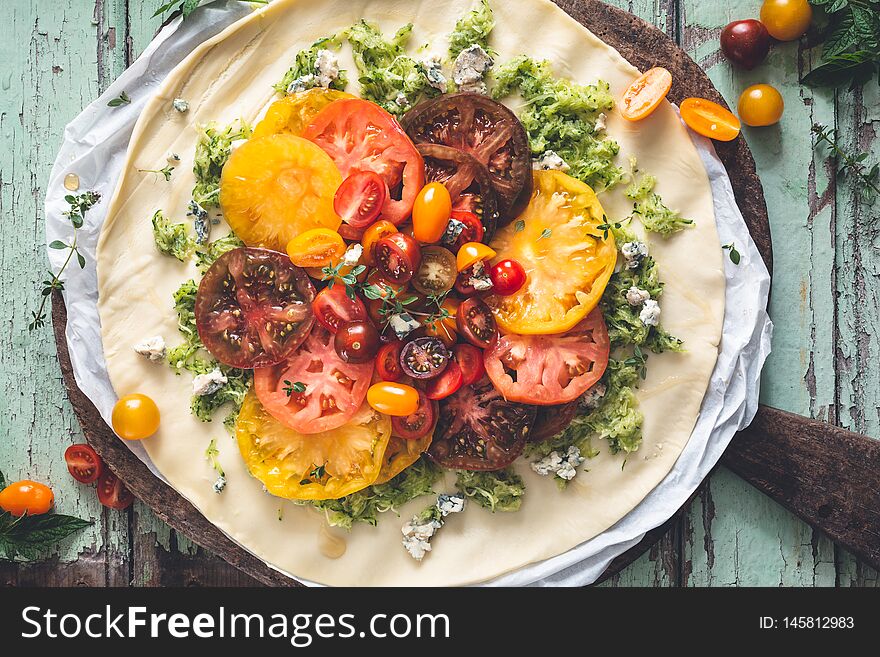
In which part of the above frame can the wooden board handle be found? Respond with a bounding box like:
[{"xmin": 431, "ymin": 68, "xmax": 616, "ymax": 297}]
[{"xmin": 721, "ymin": 405, "xmax": 880, "ymax": 571}]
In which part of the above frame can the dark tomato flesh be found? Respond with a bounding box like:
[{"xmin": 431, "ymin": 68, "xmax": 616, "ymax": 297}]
[
  {"xmin": 96, "ymin": 470, "xmax": 134, "ymax": 510},
  {"xmin": 400, "ymin": 337, "xmax": 450, "ymax": 379},
  {"xmin": 195, "ymin": 247, "xmax": 315, "ymax": 369},
  {"xmin": 374, "ymin": 232, "xmax": 421, "ymax": 284},
  {"xmin": 334, "ymin": 320, "xmax": 380, "ymax": 364},
  {"xmin": 411, "ymin": 246, "xmax": 457, "ymax": 296},
  {"xmin": 313, "ymin": 284, "xmax": 368, "ymax": 333},
  {"xmin": 427, "ymin": 376, "xmax": 535, "ymax": 471},
  {"xmin": 376, "ymin": 341, "xmax": 404, "ymax": 381},
  {"xmin": 391, "ymin": 391, "xmax": 437, "ymax": 440},
  {"xmin": 64, "ymin": 444, "xmax": 103, "ymax": 484},
  {"xmin": 456, "ymin": 297, "xmax": 497, "ymax": 348},
  {"xmin": 531, "ymin": 401, "xmax": 579, "ymax": 442},
  {"xmin": 425, "ymin": 361, "xmax": 464, "ymax": 400},
  {"xmin": 453, "ymin": 343, "xmax": 485, "ymax": 385},
  {"xmin": 334, "ymin": 171, "xmax": 388, "ymax": 229}
]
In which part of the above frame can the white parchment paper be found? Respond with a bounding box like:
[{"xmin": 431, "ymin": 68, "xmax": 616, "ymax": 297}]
[{"xmin": 44, "ymin": 0, "xmax": 772, "ymax": 587}]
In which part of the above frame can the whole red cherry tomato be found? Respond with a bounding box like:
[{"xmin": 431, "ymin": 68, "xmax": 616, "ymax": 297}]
[
  {"xmin": 489, "ymin": 259, "xmax": 527, "ymax": 296},
  {"xmin": 720, "ymin": 19, "xmax": 771, "ymax": 70}
]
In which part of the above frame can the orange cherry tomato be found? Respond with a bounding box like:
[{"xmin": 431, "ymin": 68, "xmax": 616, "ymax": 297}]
[
  {"xmin": 412, "ymin": 182, "xmax": 452, "ymax": 243},
  {"xmin": 112, "ymin": 393, "xmax": 160, "ymax": 440},
  {"xmin": 0, "ymin": 480, "xmax": 54, "ymax": 517},
  {"xmin": 620, "ymin": 67, "xmax": 673, "ymax": 122},
  {"xmin": 286, "ymin": 228, "xmax": 346, "ymax": 268},
  {"xmin": 361, "ymin": 220, "xmax": 398, "ymax": 265},
  {"xmin": 760, "ymin": 0, "xmax": 812, "ymax": 42},
  {"xmin": 367, "ymin": 382, "xmax": 420, "ymax": 416},
  {"xmin": 456, "ymin": 242, "xmax": 497, "ymax": 272},
  {"xmin": 424, "ymin": 297, "xmax": 459, "ymax": 347},
  {"xmin": 738, "ymin": 84, "xmax": 785, "ymax": 127},
  {"xmin": 680, "ymin": 98, "xmax": 742, "ymax": 142}
]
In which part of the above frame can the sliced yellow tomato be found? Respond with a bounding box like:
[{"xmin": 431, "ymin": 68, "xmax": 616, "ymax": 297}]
[
  {"xmin": 236, "ymin": 390, "xmax": 391, "ymax": 501},
  {"xmin": 374, "ymin": 430, "xmax": 435, "ymax": 485},
  {"xmin": 487, "ymin": 171, "xmax": 617, "ymax": 335},
  {"xmin": 287, "ymin": 228, "xmax": 345, "ymax": 268},
  {"xmin": 253, "ymin": 88, "xmax": 356, "ymax": 138},
  {"xmin": 220, "ymin": 134, "xmax": 342, "ymax": 252}
]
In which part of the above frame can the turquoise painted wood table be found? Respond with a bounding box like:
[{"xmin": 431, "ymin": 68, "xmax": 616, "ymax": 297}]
[{"xmin": 1, "ymin": 0, "xmax": 876, "ymax": 587}]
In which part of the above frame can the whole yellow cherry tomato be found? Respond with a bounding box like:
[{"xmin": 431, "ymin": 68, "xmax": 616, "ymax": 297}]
[
  {"xmin": 112, "ymin": 393, "xmax": 160, "ymax": 440},
  {"xmin": 0, "ymin": 480, "xmax": 54, "ymax": 517},
  {"xmin": 456, "ymin": 242, "xmax": 497, "ymax": 272},
  {"xmin": 760, "ymin": 0, "xmax": 812, "ymax": 42},
  {"xmin": 412, "ymin": 183, "xmax": 452, "ymax": 243},
  {"xmin": 286, "ymin": 228, "xmax": 345, "ymax": 268},
  {"xmin": 367, "ymin": 382, "xmax": 420, "ymax": 416},
  {"xmin": 361, "ymin": 220, "xmax": 398, "ymax": 265},
  {"xmin": 680, "ymin": 98, "xmax": 742, "ymax": 142},
  {"xmin": 738, "ymin": 84, "xmax": 785, "ymax": 127}
]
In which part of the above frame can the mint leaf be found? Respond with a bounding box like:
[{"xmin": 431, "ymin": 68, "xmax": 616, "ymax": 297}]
[{"xmin": 0, "ymin": 513, "xmax": 92, "ymax": 561}]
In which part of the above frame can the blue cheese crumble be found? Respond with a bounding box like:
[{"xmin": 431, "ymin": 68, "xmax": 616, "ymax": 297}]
[
  {"xmin": 187, "ymin": 199, "xmax": 210, "ymax": 245},
  {"xmin": 531, "ymin": 445, "xmax": 585, "ymax": 482},
  {"xmin": 424, "ymin": 56, "xmax": 448, "ymax": 93},
  {"xmin": 172, "ymin": 98, "xmax": 189, "ymax": 113},
  {"xmin": 133, "ymin": 336, "xmax": 167, "ymax": 362},
  {"xmin": 388, "ymin": 312, "xmax": 421, "ymax": 340},
  {"xmin": 402, "ymin": 494, "xmax": 466, "ymax": 561},
  {"xmin": 621, "ymin": 241, "xmax": 648, "ymax": 270},
  {"xmin": 192, "ymin": 368, "xmax": 228, "ymax": 397},
  {"xmin": 626, "ymin": 286, "xmax": 651, "ymax": 307},
  {"xmin": 287, "ymin": 49, "xmax": 341, "ymax": 93},
  {"xmin": 453, "ymin": 44, "xmax": 493, "ymax": 94},
  {"xmin": 639, "ymin": 299, "xmax": 661, "ymax": 327},
  {"xmin": 533, "ymin": 150, "xmax": 571, "ymax": 172}
]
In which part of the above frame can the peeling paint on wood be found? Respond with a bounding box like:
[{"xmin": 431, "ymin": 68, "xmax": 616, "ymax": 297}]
[{"xmin": 1, "ymin": 0, "xmax": 876, "ymax": 587}]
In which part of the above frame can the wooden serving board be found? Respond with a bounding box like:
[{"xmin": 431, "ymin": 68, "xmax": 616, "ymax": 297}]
[{"xmin": 52, "ymin": 0, "xmax": 774, "ymax": 586}]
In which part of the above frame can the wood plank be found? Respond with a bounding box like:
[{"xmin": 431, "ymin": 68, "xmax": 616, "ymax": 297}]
[
  {"xmin": 0, "ymin": 0, "xmax": 129, "ymax": 586},
  {"xmin": 679, "ymin": 0, "xmax": 837, "ymax": 586}
]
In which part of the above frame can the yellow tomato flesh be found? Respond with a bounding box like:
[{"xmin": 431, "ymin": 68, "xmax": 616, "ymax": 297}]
[
  {"xmin": 286, "ymin": 228, "xmax": 345, "ymax": 268},
  {"xmin": 236, "ymin": 390, "xmax": 391, "ymax": 501},
  {"xmin": 112, "ymin": 393, "xmax": 160, "ymax": 440},
  {"xmin": 487, "ymin": 171, "xmax": 617, "ymax": 335},
  {"xmin": 760, "ymin": 0, "xmax": 812, "ymax": 42},
  {"xmin": 375, "ymin": 430, "xmax": 435, "ymax": 485},
  {"xmin": 412, "ymin": 183, "xmax": 452, "ymax": 243},
  {"xmin": 621, "ymin": 67, "xmax": 672, "ymax": 122},
  {"xmin": 361, "ymin": 220, "xmax": 398, "ymax": 265},
  {"xmin": 220, "ymin": 134, "xmax": 342, "ymax": 252},
  {"xmin": 367, "ymin": 382, "xmax": 420, "ymax": 416},
  {"xmin": 456, "ymin": 242, "xmax": 497, "ymax": 272},
  {"xmin": 252, "ymin": 88, "xmax": 356, "ymax": 138},
  {"xmin": 0, "ymin": 480, "xmax": 54, "ymax": 517},
  {"xmin": 738, "ymin": 84, "xmax": 785, "ymax": 127},
  {"xmin": 680, "ymin": 98, "xmax": 742, "ymax": 142}
]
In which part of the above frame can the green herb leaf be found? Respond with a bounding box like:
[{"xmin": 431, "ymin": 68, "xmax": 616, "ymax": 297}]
[
  {"xmin": 722, "ymin": 243, "xmax": 741, "ymax": 265},
  {"xmin": 538, "ymin": 228, "xmax": 552, "ymax": 241},
  {"xmin": 107, "ymin": 91, "xmax": 131, "ymax": 107},
  {"xmin": 0, "ymin": 513, "xmax": 91, "ymax": 561},
  {"xmin": 283, "ymin": 380, "xmax": 306, "ymax": 396},
  {"xmin": 514, "ymin": 219, "xmax": 525, "ymax": 233},
  {"xmin": 49, "ymin": 240, "xmax": 67, "ymax": 250}
]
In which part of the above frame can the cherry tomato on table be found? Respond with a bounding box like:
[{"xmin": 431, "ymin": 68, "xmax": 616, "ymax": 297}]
[
  {"xmin": 374, "ymin": 232, "xmax": 422, "ymax": 284},
  {"xmin": 738, "ymin": 84, "xmax": 785, "ymax": 127},
  {"xmin": 367, "ymin": 382, "xmax": 421, "ymax": 416},
  {"xmin": 0, "ymin": 480, "xmax": 54, "ymax": 517},
  {"xmin": 112, "ymin": 393, "xmax": 160, "ymax": 441},
  {"xmin": 376, "ymin": 341, "xmax": 404, "ymax": 381},
  {"xmin": 413, "ymin": 182, "xmax": 453, "ymax": 243},
  {"xmin": 334, "ymin": 320, "xmax": 380, "ymax": 364},
  {"xmin": 334, "ymin": 171, "xmax": 388, "ymax": 229},
  {"xmin": 760, "ymin": 0, "xmax": 812, "ymax": 42},
  {"xmin": 64, "ymin": 444, "xmax": 103, "ymax": 484},
  {"xmin": 286, "ymin": 228, "xmax": 345, "ymax": 268},
  {"xmin": 620, "ymin": 67, "xmax": 672, "ymax": 122},
  {"xmin": 489, "ymin": 259, "xmax": 527, "ymax": 296},
  {"xmin": 361, "ymin": 220, "xmax": 398, "ymax": 265},
  {"xmin": 313, "ymin": 284, "xmax": 368, "ymax": 333},
  {"xmin": 391, "ymin": 391, "xmax": 437, "ymax": 440},
  {"xmin": 720, "ymin": 19, "xmax": 771, "ymax": 70},
  {"xmin": 96, "ymin": 470, "xmax": 134, "ymax": 510},
  {"xmin": 680, "ymin": 98, "xmax": 741, "ymax": 142}
]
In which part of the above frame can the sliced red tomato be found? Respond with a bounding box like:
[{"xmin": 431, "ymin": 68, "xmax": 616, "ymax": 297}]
[
  {"xmin": 451, "ymin": 210, "xmax": 484, "ymax": 251},
  {"xmin": 96, "ymin": 470, "xmax": 134, "ymax": 510},
  {"xmin": 334, "ymin": 171, "xmax": 389, "ymax": 229},
  {"xmin": 304, "ymin": 99, "xmax": 425, "ymax": 225},
  {"xmin": 391, "ymin": 391, "xmax": 437, "ymax": 440},
  {"xmin": 195, "ymin": 248, "xmax": 316, "ymax": 369},
  {"xmin": 313, "ymin": 284, "xmax": 368, "ymax": 334},
  {"xmin": 376, "ymin": 341, "xmax": 404, "ymax": 381},
  {"xmin": 254, "ymin": 325, "xmax": 373, "ymax": 434},
  {"xmin": 425, "ymin": 361, "xmax": 464, "ymax": 400},
  {"xmin": 484, "ymin": 309, "xmax": 610, "ymax": 405},
  {"xmin": 64, "ymin": 444, "xmax": 103, "ymax": 484},
  {"xmin": 453, "ymin": 344, "xmax": 485, "ymax": 385}
]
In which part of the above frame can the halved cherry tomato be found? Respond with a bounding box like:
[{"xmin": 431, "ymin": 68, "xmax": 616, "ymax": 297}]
[
  {"xmin": 0, "ymin": 480, "xmax": 54, "ymax": 517},
  {"xmin": 334, "ymin": 320, "xmax": 380, "ymax": 364},
  {"xmin": 304, "ymin": 98, "xmax": 425, "ymax": 225},
  {"xmin": 413, "ymin": 182, "xmax": 452, "ymax": 243},
  {"xmin": 424, "ymin": 297, "xmax": 459, "ymax": 347},
  {"xmin": 411, "ymin": 246, "xmax": 457, "ymax": 296},
  {"xmin": 621, "ymin": 67, "xmax": 672, "ymax": 122},
  {"xmin": 376, "ymin": 341, "xmax": 404, "ymax": 381},
  {"xmin": 451, "ymin": 210, "xmax": 484, "ymax": 251},
  {"xmin": 680, "ymin": 98, "xmax": 742, "ymax": 142},
  {"xmin": 760, "ymin": 0, "xmax": 812, "ymax": 42},
  {"xmin": 457, "ymin": 297, "xmax": 497, "ymax": 348},
  {"xmin": 313, "ymin": 284, "xmax": 368, "ymax": 333},
  {"xmin": 456, "ymin": 242, "xmax": 496, "ymax": 272},
  {"xmin": 425, "ymin": 361, "xmax": 464, "ymax": 400},
  {"xmin": 374, "ymin": 232, "xmax": 421, "ymax": 284},
  {"xmin": 96, "ymin": 470, "xmax": 134, "ymax": 510},
  {"xmin": 64, "ymin": 444, "xmax": 103, "ymax": 484},
  {"xmin": 361, "ymin": 220, "xmax": 398, "ymax": 265},
  {"xmin": 391, "ymin": 391, "xmax": 436, "ymax": 440},
  {"xmin": 112, "ymin": 394, "xmax": 160, "ymax": 441},
  {"xmin": 367, "ymin": 382, "xmax": 420, "ymax": 416},
  {"xmin": 453, "ymin": 344, "xmax": 485, "ymax": 385},
  {"xmin": 489, "ymin": 259, "xmax": 527, "ymax": 296},
  {"xmin": 286, "ymin": 228, "xmax": 345, "ymax": 268},
  {"xmin": 738, "ymin": 84, "xmax": 785, "ymax": 127},
  {"xmin": 334, "ymin": 171, "xmax": 389, "ymax": 229}
]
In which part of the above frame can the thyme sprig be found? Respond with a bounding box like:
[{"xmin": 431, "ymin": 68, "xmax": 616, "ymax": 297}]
[
  {"xmin": 107, "ymin": 91, "xmax": 131, "ymax": 107},
  {"xmin": 812, "ymin": 123, "xmax": 880, "ymax": 203},
  {"xmin": 153, "ymin": 0, "xmax": 269, "ymax": 21},
  {"xmin": 321, "ymin": 262, "xmax": 368, "ymax": 300},
  {"xmin": 137, "ymin": 164, "xmax": 176, "ymax": 181},
  {"xmin": 283, "ymin": 380, "xmax": 306, "ymax": 397},
  {"xmin": 30, "ymin": 191, "xmax": 101, "ymax": 331},
  {"xmin": 722, "ymin": 243, "xmax": 742, "ymax": 265}
]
